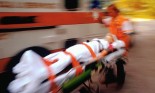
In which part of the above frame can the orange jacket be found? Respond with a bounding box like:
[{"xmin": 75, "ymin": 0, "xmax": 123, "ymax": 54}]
[{"xmin": 107, "ymin": 15, "xmax": 131, "ymax": 49}]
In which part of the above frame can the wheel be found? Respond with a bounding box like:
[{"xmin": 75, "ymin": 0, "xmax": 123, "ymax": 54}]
[
  {"xmin": 103, "ymin": 66, "xmax": 117, "ymax": 87},
  {"xmin": 97, "ymin": 58, "xmax": 126, "ymax": 88},
  {"xmin": 116, "ymin": 58, "xmax": 126, "ymax": 86}
]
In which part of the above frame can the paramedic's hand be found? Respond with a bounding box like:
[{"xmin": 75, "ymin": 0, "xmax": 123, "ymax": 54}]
[
  {"xmin": 124, "ymin": 30, "xmax": 134, "ymax": 34},
  {"xmin": 112, "ymin": 40, "xmax": 125, "ymax": 49}
]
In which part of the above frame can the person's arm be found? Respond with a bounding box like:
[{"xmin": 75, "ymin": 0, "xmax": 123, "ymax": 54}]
[
  {"xmin": 122, "ymin": 20, "xmax": 134, "ymax": 34},
  {"xmin": 88, "ymin": 39, "xmax": 125, "ymax": 64},
  {"xmin": 111, "ymin": 40, "xmax": 125, "ymax": 49},
  {"xmin": 88, "ymin": 50, "xmax": 108, "ymax": 64}
]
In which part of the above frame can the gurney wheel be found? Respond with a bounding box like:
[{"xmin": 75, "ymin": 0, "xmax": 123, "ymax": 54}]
[
  {"xmin": 116, "ymin": 58, "xmax": 126, "ymax": 87},
  {"xmin": 99, "ymin": 58, "xmax": 126, "ymax": 87}
]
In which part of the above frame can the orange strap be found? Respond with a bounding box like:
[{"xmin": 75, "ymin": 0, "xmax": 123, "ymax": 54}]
[
  {"xmin": 43, "ymin": 58, "xmax": 58, "ymax": 66},
  {"xmin": 64, "ymin": 51, "xmax": 83, "ymax": 76},
  {"xmin": 82, "ymin": 42, "xmax": 97, "ymax": 58},
  {"xmin": 42, "ymin": 58, "xmax": 59, "ymax": 93},
  {"xmin": 63, "ymin": 43, "xmax": 97, "ymax": 76}
]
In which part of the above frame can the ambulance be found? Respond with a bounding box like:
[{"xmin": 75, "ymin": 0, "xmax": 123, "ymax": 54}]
[{"xmin": 0, "ymin": 0, "xmax": 110, "ymax": 72}]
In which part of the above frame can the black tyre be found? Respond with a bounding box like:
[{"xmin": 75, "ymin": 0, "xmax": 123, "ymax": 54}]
[{"xmin": 116, "ymin": 58, "xmax": 126, "ymax": 86}]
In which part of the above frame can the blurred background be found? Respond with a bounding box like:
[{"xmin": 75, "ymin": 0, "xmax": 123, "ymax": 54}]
[{"xmin": 0, "ymin": 0, "xmax": 155, "ymax": 93}]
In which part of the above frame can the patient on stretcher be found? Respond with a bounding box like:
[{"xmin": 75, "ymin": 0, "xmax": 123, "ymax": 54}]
[{"xmin": 6, "ymin": 34, "xmax": 126, "ymax": 93}]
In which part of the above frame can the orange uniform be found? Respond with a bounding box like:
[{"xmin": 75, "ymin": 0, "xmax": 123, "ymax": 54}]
[{"xmin": 103, "ymin": 15, "xmax": 132, "ymax": 49}]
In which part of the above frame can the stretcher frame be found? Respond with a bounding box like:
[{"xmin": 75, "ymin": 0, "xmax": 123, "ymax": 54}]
[
  {"xmin": 0, "ymin": 46, "xmax": 126, "ymax": 93},
  {"xmin": 58, "ymin": 57, "xmax": 126, "ymax": 93}
]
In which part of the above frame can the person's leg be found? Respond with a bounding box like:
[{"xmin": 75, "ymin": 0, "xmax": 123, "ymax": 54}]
[
  {"xmin": 1, "ymin": 46, "xmax": 51, "ymax": 93},
  {"xmin": 8, "ymin": 50, "xmax": 49, "ymax": 93},
  {"xmin": 48, "ymin": 52, "xmax": 72, "ymax": 75},
  {"xmin": 9, "ymin": 50, "xmax": 81, "ymax": 93},
  {"xmin": 35, "ymin": 68, "xmax": 78, "ymax": 93}
]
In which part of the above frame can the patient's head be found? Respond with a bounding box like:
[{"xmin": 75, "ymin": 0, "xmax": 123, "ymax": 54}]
[{"xmin": 105, "ymin": 33, "xmax": 115, "ymax": 43}]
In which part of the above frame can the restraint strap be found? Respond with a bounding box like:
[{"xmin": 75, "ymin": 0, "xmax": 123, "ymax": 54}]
[
  {"xmin": 82, "ymin": 42, "xmax": 97, "ymax": 58},
  {"xmin": 42, "ymin": 58, "xmax": 59, "ymax": 93},
  {"xmin": 64, "ymin": 51, "xmax": 83, "ymax": 76}
]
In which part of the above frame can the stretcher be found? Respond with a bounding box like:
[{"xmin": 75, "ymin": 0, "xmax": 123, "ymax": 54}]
[
  {"xmin": 57, "ymin": 57, "xmax": 126, "ymax": 93},
  {"xmin": 0, "ymin": 46, "xmax": 126, "ymax": 93},
  {"xmin": 62, "ymin": 62, "xmax": 99, "ymax": 93}
]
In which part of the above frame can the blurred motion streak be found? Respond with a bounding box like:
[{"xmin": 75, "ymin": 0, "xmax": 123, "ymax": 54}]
[{"xmin": 115, "ymin": 0, "xmax": 155, "ymax": 19}]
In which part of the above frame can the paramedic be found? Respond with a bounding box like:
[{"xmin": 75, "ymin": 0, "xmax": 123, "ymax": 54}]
[{"xmin": 102, "ymin": 4, "xmax": 134, "ymax": 49}]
